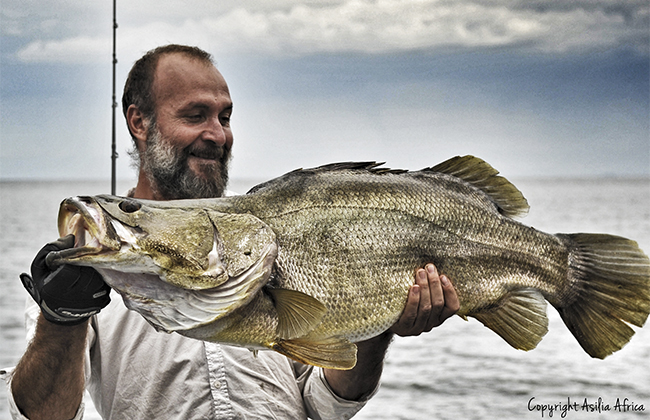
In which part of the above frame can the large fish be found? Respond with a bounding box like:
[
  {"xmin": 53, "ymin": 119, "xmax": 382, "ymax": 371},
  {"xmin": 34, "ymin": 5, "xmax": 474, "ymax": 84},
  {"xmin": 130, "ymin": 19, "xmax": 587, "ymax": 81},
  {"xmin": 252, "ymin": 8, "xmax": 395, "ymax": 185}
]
[{"xmin": 48, "ymin": 156, "xmax": 650, "ymax": 369}]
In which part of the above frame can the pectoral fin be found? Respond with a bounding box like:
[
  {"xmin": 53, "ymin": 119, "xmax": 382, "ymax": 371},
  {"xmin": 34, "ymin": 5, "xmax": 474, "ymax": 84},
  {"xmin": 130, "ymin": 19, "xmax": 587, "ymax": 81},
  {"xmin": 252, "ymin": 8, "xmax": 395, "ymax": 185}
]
[
  {"xmin": 270, "ymin": 336, "xmax": 357, "ymax": 370},
  {"xmin": 472, "ymin": 288, "xmax": 548, "ymax": 351},
  {"xmin": 266, "ymin": 288, "xmax": 327, "ymax": 339}
]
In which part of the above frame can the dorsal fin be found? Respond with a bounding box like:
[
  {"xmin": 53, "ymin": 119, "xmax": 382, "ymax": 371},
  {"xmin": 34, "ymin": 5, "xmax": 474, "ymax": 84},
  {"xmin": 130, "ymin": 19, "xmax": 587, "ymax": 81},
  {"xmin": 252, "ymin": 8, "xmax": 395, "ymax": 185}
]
[
  {"xmin": 247, "ymin": 162, "xmax": 408, "ymax": 194},
  {"xmin": 305, "ymin": 161, "xmax": 409, "ymax": 175},
  {"xmin": 427, "ymin": 155, "xmax": 529, "ymax": 218}
]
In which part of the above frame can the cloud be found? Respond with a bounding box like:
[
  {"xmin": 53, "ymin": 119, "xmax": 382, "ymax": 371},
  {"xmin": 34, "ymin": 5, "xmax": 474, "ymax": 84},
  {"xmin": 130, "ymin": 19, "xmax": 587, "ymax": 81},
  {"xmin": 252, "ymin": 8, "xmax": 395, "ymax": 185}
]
[
  {"xmin": 8, "ymin": 0, "xmax": 648, "ymax": 64},
  {"xmin": 16, "ymin": 36, "xmax": 111, "ymax": 63}
]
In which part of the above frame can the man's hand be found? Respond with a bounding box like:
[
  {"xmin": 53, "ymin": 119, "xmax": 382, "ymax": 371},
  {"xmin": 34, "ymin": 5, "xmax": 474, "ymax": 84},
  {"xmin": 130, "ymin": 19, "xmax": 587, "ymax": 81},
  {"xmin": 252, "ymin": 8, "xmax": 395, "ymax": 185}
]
[
  {"xmin": 20, "ymin": 235, "xmax": 111, "ymax": 325},
  {"xmin": 390, "ymin": 264, "xmax": 459, "ymax": 336}
]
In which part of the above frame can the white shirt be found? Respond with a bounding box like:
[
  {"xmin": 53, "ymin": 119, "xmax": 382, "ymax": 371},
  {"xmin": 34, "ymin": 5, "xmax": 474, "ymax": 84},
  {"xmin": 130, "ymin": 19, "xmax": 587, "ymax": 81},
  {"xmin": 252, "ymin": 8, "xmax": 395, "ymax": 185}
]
[{"xmin": 4, "ymin": 293, "xmax": 374, "ymax": 419}]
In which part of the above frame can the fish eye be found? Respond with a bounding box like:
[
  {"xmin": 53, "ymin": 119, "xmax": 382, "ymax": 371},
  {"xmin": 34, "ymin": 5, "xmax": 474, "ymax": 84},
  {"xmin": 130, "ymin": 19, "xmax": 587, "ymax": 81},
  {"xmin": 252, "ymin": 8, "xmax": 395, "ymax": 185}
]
[{"xmin": 118, "ymin": 199, "xmax": 142, "ymax": 213}]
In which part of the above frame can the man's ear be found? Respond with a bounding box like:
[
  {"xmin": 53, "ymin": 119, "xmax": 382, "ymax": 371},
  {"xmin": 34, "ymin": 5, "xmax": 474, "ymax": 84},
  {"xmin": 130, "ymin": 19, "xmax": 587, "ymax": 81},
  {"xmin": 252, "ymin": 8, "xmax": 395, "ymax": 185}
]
[{"xmin": 126, "ymin": 105, "xmax": 148, "ymax": 151}]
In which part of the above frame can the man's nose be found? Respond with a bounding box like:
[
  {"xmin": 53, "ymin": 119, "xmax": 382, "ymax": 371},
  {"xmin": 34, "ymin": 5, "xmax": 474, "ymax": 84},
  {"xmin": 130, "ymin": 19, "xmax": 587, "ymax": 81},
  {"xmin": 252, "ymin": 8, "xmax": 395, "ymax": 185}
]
[{"xmin": 201, "ymin": 117, "xmax": 228, "ymax": 146}]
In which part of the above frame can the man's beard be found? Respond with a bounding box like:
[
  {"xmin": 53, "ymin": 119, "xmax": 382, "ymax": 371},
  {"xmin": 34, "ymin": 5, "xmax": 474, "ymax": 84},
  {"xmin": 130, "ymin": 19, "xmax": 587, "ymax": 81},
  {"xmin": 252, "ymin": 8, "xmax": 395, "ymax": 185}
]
[{"xmin": 140, "ymin": 126, "xmax": 231, "ymax": 200}]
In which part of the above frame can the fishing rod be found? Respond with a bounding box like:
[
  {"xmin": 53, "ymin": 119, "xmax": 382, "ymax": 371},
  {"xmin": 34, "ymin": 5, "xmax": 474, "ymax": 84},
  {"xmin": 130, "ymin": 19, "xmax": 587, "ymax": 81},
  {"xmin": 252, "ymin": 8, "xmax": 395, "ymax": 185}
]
[{"xmin": 111, "ymin": 0, "xmax": 118, "ymax": 194}]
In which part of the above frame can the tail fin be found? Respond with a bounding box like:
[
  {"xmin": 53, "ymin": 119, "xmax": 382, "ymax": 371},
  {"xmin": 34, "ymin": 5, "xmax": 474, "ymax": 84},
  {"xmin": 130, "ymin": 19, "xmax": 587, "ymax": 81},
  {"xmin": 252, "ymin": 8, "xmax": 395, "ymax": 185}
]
[{"xmin": 555, "ymin": 233, "xmax": 650, "ymax": 359}]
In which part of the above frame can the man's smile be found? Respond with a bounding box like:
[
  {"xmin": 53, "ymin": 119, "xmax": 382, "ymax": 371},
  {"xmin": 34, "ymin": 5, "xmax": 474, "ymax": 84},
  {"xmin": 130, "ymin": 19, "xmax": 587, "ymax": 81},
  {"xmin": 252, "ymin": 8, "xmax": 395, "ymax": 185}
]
[{"xmin": 187, "ymin": 145, "xmax": 223, "ymax": 161}]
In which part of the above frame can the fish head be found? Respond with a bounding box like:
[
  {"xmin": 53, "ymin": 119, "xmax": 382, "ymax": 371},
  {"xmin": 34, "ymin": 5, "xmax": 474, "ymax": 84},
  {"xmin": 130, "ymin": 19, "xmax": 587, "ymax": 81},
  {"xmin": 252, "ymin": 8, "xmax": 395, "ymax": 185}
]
[{"xmin": 51, "ymin": 195, "xmax": 277, "ymax": 290}]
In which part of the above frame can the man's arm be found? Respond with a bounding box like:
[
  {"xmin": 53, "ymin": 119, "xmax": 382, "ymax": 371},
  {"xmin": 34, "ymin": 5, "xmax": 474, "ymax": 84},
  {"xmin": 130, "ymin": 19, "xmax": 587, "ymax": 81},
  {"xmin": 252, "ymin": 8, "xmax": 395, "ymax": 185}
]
[
  {"xmin": 10, "ymin": 236, "xmax": 110, "ymax": 420},
  {"xmin": 11, "ymin": 315, "xmax": 88, "ymax": 420},
  {"xmin": 324, "ymin": 264, "xmax": 459, "ymax": 400}
]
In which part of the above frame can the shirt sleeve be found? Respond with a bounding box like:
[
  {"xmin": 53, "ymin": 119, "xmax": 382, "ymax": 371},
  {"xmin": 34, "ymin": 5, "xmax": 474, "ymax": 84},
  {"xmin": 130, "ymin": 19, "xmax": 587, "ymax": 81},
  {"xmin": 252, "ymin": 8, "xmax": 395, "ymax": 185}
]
[
  {"xmin": 295, "ymin": 364, "xmax": 378, "ymax": 420},
  {"xmin": 3, "ymin": 299, "xmax": 89, "ymax": 420}
]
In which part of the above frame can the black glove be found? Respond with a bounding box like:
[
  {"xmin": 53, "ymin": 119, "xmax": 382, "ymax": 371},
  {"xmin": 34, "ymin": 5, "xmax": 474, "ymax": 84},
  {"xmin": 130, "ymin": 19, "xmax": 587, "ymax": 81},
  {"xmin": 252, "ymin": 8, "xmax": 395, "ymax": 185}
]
[{"xmin": 20, "ymin": 235, "xmax": 111, "ymax": 326}]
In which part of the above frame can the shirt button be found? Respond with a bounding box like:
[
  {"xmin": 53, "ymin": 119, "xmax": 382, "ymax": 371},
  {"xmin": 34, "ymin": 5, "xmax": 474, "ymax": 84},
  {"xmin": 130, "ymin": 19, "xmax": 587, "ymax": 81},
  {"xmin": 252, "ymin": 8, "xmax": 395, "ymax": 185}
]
[{"xmin": 212, "ymin": 380, "xmax": 221, "ymax": 389}]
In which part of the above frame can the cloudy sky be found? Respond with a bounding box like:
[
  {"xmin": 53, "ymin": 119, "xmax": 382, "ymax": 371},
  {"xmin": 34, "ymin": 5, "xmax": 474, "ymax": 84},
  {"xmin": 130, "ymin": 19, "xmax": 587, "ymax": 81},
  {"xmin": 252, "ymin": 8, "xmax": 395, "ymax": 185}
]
[{"xmin": 1, "ymin": 0, "xmax": 648, "ymax": 183}]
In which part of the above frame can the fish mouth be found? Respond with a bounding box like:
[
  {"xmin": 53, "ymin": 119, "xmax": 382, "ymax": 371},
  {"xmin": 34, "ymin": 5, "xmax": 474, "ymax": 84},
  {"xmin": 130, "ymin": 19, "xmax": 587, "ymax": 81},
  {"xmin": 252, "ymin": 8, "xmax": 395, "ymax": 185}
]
[{"xmin": 47, "ymin": 196, "xmax": 123, "ymax": 267}]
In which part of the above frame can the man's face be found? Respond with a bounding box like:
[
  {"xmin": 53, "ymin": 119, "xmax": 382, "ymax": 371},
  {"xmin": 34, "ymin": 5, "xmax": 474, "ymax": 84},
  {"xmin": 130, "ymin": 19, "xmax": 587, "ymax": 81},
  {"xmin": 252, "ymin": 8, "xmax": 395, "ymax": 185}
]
[
  {"xmin": 140, "ymin": 53, "xmax": 234, "ymax": 200},
  {"xmin": 141, "ymin": 123, "xmax": 231, "ymax": 199}
]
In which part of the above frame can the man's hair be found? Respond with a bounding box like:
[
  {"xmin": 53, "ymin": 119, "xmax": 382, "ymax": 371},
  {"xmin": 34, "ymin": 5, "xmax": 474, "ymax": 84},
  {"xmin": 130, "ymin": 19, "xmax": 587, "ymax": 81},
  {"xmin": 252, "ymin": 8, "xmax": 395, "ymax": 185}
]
[{"xmin": 122, "ymin": 44, "xmax": 214, "ymax": 141}]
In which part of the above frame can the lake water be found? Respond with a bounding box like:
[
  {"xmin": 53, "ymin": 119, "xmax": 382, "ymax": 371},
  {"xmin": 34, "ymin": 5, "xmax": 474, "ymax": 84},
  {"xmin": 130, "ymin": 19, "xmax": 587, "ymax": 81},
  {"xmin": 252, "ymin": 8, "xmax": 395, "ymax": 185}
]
[{"xmin": 1, "ymin": 178, "xmax": 649, "ymax": 419}]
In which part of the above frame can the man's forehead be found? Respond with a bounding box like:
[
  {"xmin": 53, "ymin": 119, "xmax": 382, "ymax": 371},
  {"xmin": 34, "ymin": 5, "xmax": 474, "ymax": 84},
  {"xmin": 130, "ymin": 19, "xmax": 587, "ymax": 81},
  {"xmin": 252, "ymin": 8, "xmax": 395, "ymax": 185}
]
[
  {"xmin": 156, "ymin": 52, "xmax": 216, "ymax": 72},
  {"xmin": 152, "ymin": 52, "xmax": 230, "ymax": 103}
]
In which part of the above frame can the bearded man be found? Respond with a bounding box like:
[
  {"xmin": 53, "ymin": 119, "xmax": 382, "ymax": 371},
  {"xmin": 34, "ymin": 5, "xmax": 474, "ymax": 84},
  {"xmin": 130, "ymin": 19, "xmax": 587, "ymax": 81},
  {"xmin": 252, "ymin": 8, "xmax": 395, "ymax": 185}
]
[{"xmin": 9, "ymin": 44, "xmax": 459, "ymax": 420}]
